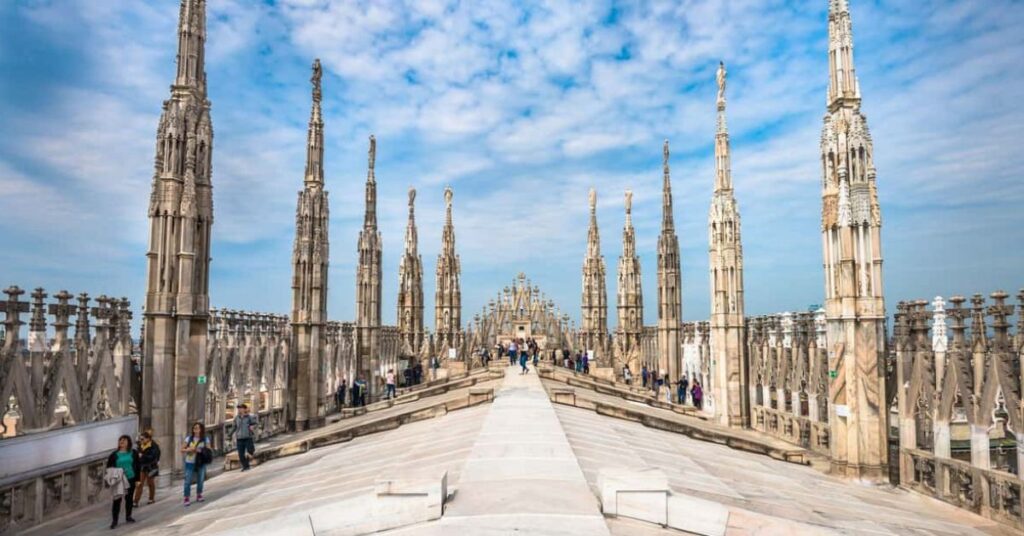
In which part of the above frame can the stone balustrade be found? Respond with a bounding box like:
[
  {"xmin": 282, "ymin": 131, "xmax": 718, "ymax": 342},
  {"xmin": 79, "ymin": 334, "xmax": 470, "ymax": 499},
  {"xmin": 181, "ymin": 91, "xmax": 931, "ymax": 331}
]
[{"xmin": 895, "ymin": 290, "xmax": 1023, "ymax": 530}]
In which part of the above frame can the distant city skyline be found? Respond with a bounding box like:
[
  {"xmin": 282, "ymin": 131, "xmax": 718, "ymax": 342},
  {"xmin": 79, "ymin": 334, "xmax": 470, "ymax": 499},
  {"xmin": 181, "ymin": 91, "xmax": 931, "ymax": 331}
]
[{"xmin": 1, "ymin": 0, "xmax": 1021, "ymax": 331}]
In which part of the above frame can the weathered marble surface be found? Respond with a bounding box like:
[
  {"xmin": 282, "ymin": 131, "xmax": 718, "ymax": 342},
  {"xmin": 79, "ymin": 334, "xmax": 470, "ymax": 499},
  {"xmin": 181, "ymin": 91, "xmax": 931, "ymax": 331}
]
[{"xmin": 556, "ymin": 403, "xmax": 1013, "ymax": 535}]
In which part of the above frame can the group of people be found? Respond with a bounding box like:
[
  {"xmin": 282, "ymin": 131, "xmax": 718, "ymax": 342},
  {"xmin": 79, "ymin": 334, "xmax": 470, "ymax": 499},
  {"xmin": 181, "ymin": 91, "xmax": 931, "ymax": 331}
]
[
  {"xmin": 105, "ymin": 404, "xmax": 260, "ymax": 529},
  {"xmin": 497, "ymin": 338, "xmax": 542, "ymax": 374},
  {"xmin": 335, "ymin": 377, "xmax": 370, "ymax": 408},
  {"xmin": 561, "ymin": 349, "xmax": 590, "ymax": 374},
  {"xmin": 625, "ymin": 364, "xmax": 704, "ymax": 408},
  {"xmin": 333, "ymin": 361, "xmax": 427, "ymax": 408}
]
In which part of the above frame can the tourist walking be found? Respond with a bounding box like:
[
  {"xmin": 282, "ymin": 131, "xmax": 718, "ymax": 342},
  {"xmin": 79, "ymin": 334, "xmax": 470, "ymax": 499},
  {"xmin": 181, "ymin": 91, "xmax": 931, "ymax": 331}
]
[
  {"xmin": 532, "ymin": 347, "xmax": 539, "ymax": 368},
  {"xmin": 106, "ymin": 434, "xmax": 140, "ymax": 529},
  {"xmin": 582, "ymin": 353, "xmax": 590, "ymax": 374},
  {"xmin": 679, "ymin": 375, "xmax": 689, "ymax": 405},
  {"xmin": 655, "ymin": 371, "xmax": 665, "ymax": 398},
  {"xmin": 385, "ymin": 368, "xmax": 397, "ymax": 400},
  {"xmin": 133, "ymin": 430, "xmax": 160, "ymax": 507},
  {"xmin": 508, "ymin": 340, "xmax": 518, "ymax": 366},
  {"xmin": 182, "ymin": 421, "xmax": 211, "ymax": 506},
  {"xmin": 641, "ymin": 365, "xmax": 649, "ymax": 388},
  {"xmin": 622, "ymin": 365, "xmax": 632, "ymax": 385},
  {"xmin": 230, "ymin": 403, "xmax": 258, "ymax": 472},
  {"xmin": 519, "ymin": 348, "xmax": 529, "ymax": 374},
  {"xmin": 692, "ymin": 380, "xmax": 703, "ymax": 409}
]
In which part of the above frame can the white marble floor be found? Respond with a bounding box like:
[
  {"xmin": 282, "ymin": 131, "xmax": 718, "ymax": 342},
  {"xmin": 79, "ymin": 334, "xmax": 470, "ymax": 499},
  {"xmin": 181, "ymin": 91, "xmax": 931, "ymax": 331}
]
[{"xmin": 555, "ymin": 403, "xmax": 1013, "ymax": 535}]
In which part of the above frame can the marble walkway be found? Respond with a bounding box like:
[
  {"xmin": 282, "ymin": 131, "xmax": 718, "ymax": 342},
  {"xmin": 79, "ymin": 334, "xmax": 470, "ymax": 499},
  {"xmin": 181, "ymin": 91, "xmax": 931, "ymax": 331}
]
[{"xmin": 26, "ymin": 365, "xmax": 1014, "ymax": 535}]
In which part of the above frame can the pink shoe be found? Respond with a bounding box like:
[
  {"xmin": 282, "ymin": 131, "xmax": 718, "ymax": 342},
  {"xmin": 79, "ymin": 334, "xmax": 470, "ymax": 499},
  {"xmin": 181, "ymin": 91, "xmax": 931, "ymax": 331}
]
[
  {"xmin": 184, "ymin": 497, "xmax": 191, "ymax": 507},
  {"xmin": 197, "ymin": 494, "xmax": 204, "ymax": 503}
]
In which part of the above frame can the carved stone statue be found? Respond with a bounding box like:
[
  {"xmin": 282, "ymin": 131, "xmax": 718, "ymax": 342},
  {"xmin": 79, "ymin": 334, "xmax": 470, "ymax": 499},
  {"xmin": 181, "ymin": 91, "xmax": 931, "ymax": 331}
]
[
  {"xmin": 588, "ymin": 188, "xmax": 596, "ymax": 212},
  {"xmin": 408, "ymin": 187, "xmax": 416, "ymax": 208},
  {"xmin": 311, "ymin": 58, "xmax": 322, "ymax": 103},
  {"xmin": 368, "ymin": 134, "xmax": 376, "ymax": 171},
  {"xmin": 444, "ymin": 186, "xmax": 453, "ymax": 209},
  {"xmin": 625, "ymin": 189, "xmax": 632, "ymax": 213},
  {"xmin": 716, "ymin": 61, "xmax": 727, "ymax": 104}
]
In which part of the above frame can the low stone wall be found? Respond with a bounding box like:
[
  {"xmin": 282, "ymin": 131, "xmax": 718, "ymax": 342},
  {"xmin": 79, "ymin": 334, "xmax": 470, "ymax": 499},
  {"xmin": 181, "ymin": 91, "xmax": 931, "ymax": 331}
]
[
  {"xmin": 902, "ymin": 448, "xmax": 1022, "ymax": 531},
  {"xmin": 546, "ymin": 386, "xmax": 809, "ymax": 466},
  {"xmin": 539, "ymin": 366, "xmax": 705, "ymax": 418},
  {"xmin": 750, "ymin": 405, "xmax": 829, "ymax": 457},
  {"xmin": 0, "ymin": 416, "xmax": 138, "ymax": 534},
  {"xmin": 224, "ymin": 385, "xmax": 496, "ymax": 471}
]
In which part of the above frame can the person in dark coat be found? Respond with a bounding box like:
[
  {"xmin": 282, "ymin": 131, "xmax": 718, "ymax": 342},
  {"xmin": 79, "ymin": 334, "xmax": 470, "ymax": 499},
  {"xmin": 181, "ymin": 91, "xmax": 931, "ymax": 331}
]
[
  {"xmin": 107, "ymin": 434, "xmax": 141, "ymax": 528},
  {"xmin": 133, "ymin": 430, "xmax": 160, "ymax": 507}
]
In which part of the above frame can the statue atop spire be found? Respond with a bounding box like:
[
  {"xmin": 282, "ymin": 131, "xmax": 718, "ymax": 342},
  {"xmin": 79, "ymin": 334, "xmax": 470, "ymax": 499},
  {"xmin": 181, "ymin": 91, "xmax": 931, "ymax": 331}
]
[
  {"xmin": 444, "ymin": 186, "xmax": 454, "ymax": 224},
  {"xmin": 624, "ymin": 189, "xmax": 633, "ymax": 223},
  {"xmin": 716, "ymin": 61, "xmax": 727, "ymax": 106},
  {"xmin": 311, "ymin": 58, "xmax": 322, "ymax": 104},
  {"xmin": 367, "ymin": 134, "xmax": 377, "ymax": 182}
]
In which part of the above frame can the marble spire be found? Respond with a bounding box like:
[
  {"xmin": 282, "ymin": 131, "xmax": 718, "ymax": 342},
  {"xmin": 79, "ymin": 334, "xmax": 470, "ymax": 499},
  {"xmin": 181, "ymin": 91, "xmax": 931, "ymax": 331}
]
[
  {"xmin": 820, "ymin": 0, "xmax": 888, "ymax": 482},
  {"xmin": 708, "ymin": 61, "xmax": 748, "ymax": 427},
  {"xmin": 289, "ymin": 58, "xmax": 331, "ymax": 430},
  {"xmin": 142, "ymin": 0, "xmax": 214, "ymax": 482},
  {"xmin": 581, "ymin": 188, "xmax": 608, "ymax": 360},
  {"xmin": 616, "ymin": 189, "xmax": 643, "ymax": 363},
  {"xmin": 398, "ymin": 187, "xmax": 424, "ymax": 354},
  {"xmin": 657, "ymin": 141, "xmax": 682, "ymax": 381},
  {"xmin": 435, "ymin": 186, "xmax": 462, "ymax": 353},
  {"xmin": 356, "ymin": 135, "xmax": 383, "ymax": 395}
]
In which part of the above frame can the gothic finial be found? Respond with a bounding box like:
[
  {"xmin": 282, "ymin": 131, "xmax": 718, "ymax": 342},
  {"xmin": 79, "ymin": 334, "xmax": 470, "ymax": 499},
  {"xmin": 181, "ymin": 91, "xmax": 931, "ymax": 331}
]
[
  {"xmin": 588, "ymin": 188, "xmax": 597, "ymax": 214},
  {"xmin": 624, "ymin": 189, "xmax": 632, "ymax": 215},
  {"xmin": 408, "ymin": 187, "xmax": 416, "ymax": 209}
]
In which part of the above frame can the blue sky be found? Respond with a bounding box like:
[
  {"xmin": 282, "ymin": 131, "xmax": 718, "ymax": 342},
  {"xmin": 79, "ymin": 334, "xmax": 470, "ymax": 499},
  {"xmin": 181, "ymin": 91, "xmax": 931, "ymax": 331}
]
[{"xmin": 0, "ymin": 0, "xmax": 1022, "ymax": 332}]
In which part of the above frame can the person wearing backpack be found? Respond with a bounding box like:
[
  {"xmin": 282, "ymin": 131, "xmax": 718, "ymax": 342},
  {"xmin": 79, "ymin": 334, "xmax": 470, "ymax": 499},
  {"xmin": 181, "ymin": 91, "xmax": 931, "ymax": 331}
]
[
  {"xmin": 230, "ymin": 404, "xmax": 258, "ymax": 472},
  {"xmin": 181, "ymin": 421, "xmax": 211, "ymax": 506}
]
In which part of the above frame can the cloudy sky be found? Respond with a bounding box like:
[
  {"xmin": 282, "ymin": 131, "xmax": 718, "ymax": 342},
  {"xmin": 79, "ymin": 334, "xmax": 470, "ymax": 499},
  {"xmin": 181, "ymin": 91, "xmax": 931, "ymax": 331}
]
[{"xmin": 1, "ymin": 0, "xmax": 1021, "ymax": 332}]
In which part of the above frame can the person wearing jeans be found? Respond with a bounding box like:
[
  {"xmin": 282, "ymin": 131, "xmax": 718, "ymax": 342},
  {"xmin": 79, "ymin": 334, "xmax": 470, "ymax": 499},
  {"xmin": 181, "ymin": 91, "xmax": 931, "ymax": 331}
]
[
  {"xmin": 182, "ymin": 422, "xmax": 209, "ymax": 506},
  {"xmin": 230, "ymin": 404, "xmax": 258, "ymax": 471},
  {"xmin": 385, "ymin": 369, "xmax": 397, "ymax": 400}
]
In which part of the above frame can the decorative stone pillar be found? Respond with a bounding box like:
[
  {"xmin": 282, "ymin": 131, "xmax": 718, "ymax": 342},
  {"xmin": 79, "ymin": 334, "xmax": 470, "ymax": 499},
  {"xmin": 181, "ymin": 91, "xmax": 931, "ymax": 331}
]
[
  {"xmin": 290, "ymin": 59, "xmax": 330, "ymax": 430},
  {"xmin": 819, "ymin": 0, "xmax": 889, "ymax": 482},
  {"xmin": 657, "ymin": 141, "xmax": 683, "ymax": 382}
]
